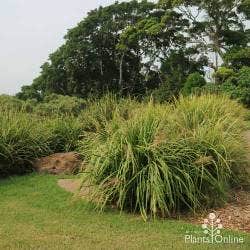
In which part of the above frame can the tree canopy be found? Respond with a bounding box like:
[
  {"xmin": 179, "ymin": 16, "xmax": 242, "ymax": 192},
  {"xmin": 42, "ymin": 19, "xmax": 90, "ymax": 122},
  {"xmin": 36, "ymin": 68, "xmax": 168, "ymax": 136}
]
[{"xmin": 17, "ymin": 0, "xmax": 249, "ymax": 101}]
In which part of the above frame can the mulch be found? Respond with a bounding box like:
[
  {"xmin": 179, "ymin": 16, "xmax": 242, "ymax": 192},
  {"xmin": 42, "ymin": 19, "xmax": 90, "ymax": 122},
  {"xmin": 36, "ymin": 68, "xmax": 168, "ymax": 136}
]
[{"xmin": 183, "ymin": 190, "xmax": 250, "ymax": 233}]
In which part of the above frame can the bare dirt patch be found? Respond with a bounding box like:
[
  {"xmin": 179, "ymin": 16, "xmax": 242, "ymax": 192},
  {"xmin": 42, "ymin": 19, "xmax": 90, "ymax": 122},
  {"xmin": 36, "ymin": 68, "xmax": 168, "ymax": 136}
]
[
  {"xmin": 58, "ymin": 179, "xmax": 82, "ymax": 193},
  {"xmin": 58, "ymin": 179, "xmax": 91, "ymax": 198}
]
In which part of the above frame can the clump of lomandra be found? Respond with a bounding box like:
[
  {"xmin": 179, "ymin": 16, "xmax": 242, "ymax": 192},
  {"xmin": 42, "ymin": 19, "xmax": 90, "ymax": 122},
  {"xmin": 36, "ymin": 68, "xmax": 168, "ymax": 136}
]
[{"xmin": 81, "ymin": 94, "xmax": 247, "ymax": 220}]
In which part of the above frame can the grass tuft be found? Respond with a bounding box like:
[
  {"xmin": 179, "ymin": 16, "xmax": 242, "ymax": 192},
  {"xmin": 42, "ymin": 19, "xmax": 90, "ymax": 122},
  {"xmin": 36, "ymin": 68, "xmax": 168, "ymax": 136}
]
[{"xmin": 80, "ymin": 94, "xmax": 248, "ymax": 219}]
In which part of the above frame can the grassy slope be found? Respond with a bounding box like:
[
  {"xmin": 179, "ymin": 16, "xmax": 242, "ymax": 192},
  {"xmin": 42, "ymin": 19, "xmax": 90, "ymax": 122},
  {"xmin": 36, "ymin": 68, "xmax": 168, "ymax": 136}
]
[{"xmin": 0, "ymin": 174, "xmax": 249, "ymax": 250}]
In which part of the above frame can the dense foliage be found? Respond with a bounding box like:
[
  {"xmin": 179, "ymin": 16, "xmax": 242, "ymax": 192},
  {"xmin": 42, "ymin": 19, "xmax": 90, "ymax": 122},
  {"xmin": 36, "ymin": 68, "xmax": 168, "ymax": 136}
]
[
  {"xmin": 80, "ymin": 94, "xmax": 247, "ymax": 219},
  {"xmin": 201, "ymin": 67, "xmax": 250, "ymax": 107},
  {"xmin": 1, "ymin": 0, "xmax": 249, "ymax": 220},
  {"xmin": 15, "ymin": 0, "xmax": 249, "ymax": 103},
  {"xmin": 0, "ymin": 94, "xmax": 139, "ymax": 176},
  {"xmin": 0, "ymin": 93, "xmax": 249, "ymax": 219},
  {"xmin": 182, "ymin": 73, "xmax": 206, "ymax": 95},
  {"xmin": 0, "ymin": 110, "xmax": 84, "ymax": 176},
  {"xmin": 1, "ymin": 94, "xmax": 86, "ymax": 116},
  {"xmin": 0, "ymin": 94, "xmax": 86, "ymax": 176}
]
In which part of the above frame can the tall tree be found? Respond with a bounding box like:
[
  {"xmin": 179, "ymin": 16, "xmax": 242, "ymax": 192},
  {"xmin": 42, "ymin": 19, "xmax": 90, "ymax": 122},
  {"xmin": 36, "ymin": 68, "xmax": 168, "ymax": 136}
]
[
  {"xmin": 159, "ymin": 0, "xmax": 249, "ymax": 71},
  {"xmin": 17, "ymin": 1, "xmax": 202, "ymax": 99},
  {"xmin": 19, "ymin": 1, "xmax": 158, "ymax": 98}
]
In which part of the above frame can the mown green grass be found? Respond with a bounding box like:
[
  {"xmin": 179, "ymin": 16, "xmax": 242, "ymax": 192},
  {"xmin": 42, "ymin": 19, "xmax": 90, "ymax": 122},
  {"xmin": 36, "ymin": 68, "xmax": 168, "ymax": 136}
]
[{"xmin": 0, "ymin": 174, "xmax": 249, "ymax": 250}]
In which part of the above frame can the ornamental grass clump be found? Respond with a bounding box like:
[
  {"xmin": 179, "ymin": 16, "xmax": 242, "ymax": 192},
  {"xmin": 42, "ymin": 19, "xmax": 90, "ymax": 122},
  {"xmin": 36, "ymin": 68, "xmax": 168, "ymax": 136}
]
[
  {"xmin": 0, "ymin": 111, "xmax": 84, "ymax": 177},
  {"xmin": 45, "ymin": 116, "xmax": 83, "ymax": 153},
  {"xmin": 80, "ymin": 93, "xmax": 141, "ymax": 133},
  {"xmin": 0, "ymin": 111, "xmax": 51, "ymax": 176},
  {"xmin": 81, "ymin": 94, "xmax": 247, "ymax": 220}
]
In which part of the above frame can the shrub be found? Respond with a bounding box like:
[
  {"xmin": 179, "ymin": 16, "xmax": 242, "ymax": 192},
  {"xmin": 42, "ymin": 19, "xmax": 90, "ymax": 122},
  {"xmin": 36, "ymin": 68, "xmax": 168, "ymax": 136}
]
[
  {"xmin": 200, "ymin": 67, "xmax": 250, "ymax": 107},
  {"xmin": 236, "ymin": 66, "xmax": 250, "ymax": 88},
  {"xmin": 221, "ymin": 66, "xmax": 250, "ymax": 107},
  {"xmin": 150, "ymin": 82, "xmax": 174, "ymax": 103},
  {"xmin": 213, "ymin": 67, "xmax": 235, "ymax": 84},
  {"xmin": 0, "ymin": 95, "xmax": 25, "ymax": 112},
  {"xmin": 34, "ymin": 94, "xmax": 86, "ymax": 116},
  {"xmin": 80, "ymin": 94, "xmax": 247, "ymax": 220},
  {"xmin": 224, "ymin": 47, "xmax": 250, "ymax": 69},
  {"xmin": 1, "ymin": 94, "xmax": 87, "ymax": 116},
  {"xmin": 182, "ymin": 73, "xmax": 206, "ymax": 95}
]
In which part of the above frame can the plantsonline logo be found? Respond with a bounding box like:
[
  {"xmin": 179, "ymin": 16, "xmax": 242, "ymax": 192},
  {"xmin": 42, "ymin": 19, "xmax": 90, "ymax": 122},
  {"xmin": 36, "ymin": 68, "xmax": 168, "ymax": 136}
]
[{"xmin": 184, "ymin": 213, "xmax": 244, "ymax": 244}]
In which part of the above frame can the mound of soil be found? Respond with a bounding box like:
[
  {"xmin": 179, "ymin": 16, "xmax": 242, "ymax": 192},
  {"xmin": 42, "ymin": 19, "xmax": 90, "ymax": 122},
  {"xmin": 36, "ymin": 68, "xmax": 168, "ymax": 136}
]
[{"xmin": 34, "ymin": 152, "xmax": 82, "ymax": 175}]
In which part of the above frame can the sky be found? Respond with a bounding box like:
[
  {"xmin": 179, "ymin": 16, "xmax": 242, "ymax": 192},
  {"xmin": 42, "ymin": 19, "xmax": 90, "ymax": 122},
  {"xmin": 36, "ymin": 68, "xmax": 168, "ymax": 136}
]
[{"xmin": 0, "ymin": 0, "xmax": 117, "ymax": 95}]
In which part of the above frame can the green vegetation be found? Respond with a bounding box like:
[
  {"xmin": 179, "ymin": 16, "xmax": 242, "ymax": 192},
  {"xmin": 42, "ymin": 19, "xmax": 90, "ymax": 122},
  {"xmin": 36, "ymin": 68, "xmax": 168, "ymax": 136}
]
[
  {"xmin": 0, "ymin": 94, "xmax": 86, "ymax": 115},
  {"xmin": 0, "ymin": 111, "xmax": 49, "ymax": 176},
  {"xmin": 0, "ymin": 174, "xmax": 249, "ymax": 250},
  {"xmin": 16, "ymin": 0, "xmax": 249, "ymax": 101},
  {"xmin": 0, "ymin": 94, "xmax": 141, "ymax": 176},
  {"xmin": 79, "ymin": 94, "xmax": 142, "ymax": 132},
  {"xmin": 81, "ymin": 94, "xmax": 247, "ymax": 219},
  {"xmin": 32, "ymin": 94, "xmax": 86, "ymax": 116},
  {"xmin": 1, "ymin": 92, "xmax": 249, "ymax": 219},
  {"xmin": 182, "ymin": 73, "xmax": 207, "ymax": 95},
  {"xmin": 202, "ymin": 67, "xmax": 250, "ymax": 108},
  {"xmin": 0, "ymin": 94, "xmax": 24, "ymax": 111},
  {"xmin": 214, "ymin": 67, "xmax": 235, "ymax": 84},
  {"xmin": 0, "ymin": 0, "xmax": 249, "ymax": 246},
  {"xmin": 0, "ymin": 109, "xmax": 83, "ymax": 176}
]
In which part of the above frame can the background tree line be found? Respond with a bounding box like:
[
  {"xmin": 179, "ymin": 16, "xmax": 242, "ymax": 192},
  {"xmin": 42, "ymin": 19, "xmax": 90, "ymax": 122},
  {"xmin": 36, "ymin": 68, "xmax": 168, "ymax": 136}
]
[{"xmin": 17, "ymin": 0, "xmax": 250, "ymax": 105}]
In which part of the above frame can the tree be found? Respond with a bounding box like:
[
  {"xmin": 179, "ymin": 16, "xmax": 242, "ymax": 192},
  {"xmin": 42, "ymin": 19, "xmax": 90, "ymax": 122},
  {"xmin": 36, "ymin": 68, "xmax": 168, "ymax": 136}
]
[
  {"xmin": 221, "ymin": 66, "xmax": 250, "ymax": 107},
  {"xmin": 223, "ymin": 47, "xmax": 250, "ymax": 69},
  {"xmin": 118, "ymin": 6, "xmax": 206, "ymax": 96},
  {"xmin": 17, "ymin": 0, "xmax": 249, "ymax": 100},
  {"xmin": 159, "ymin": 0, "xmax": 250, "ymax": 71},
  {"xmin": 213, "ymin": 67, "xmax": 235, "ymax": 84},
  {"xmin": 160, "ymin": 49, "xmax": 207, "ymax": 95},
  {"xmin": 18, "ymin": 1, "xmax": 158, "ymax": 99},
  {"xmin": 16, "ymin": 85, "xmax": 42, "ymax": 101},
  {"xmin": 17, "ymin": 1, "xmax": 203, "ymax": 99},
  {"xmin": 201, "ymin": 66, "xmax": 250, "ymax": 107}
]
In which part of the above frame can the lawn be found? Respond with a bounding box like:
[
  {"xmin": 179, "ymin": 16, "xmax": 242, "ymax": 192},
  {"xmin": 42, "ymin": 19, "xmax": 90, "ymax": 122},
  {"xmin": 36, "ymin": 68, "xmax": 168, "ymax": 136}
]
[{"xmin": 0, "ymin": 174, "xmax": 249, "ymax": 250}]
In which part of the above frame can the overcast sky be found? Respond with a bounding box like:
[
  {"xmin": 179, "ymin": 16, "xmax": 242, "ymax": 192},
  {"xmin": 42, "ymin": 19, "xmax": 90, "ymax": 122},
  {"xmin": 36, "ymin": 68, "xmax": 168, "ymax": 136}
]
[{"xmin": 0, "ymin": 0, "xmax": 117, "ymax": 95}]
